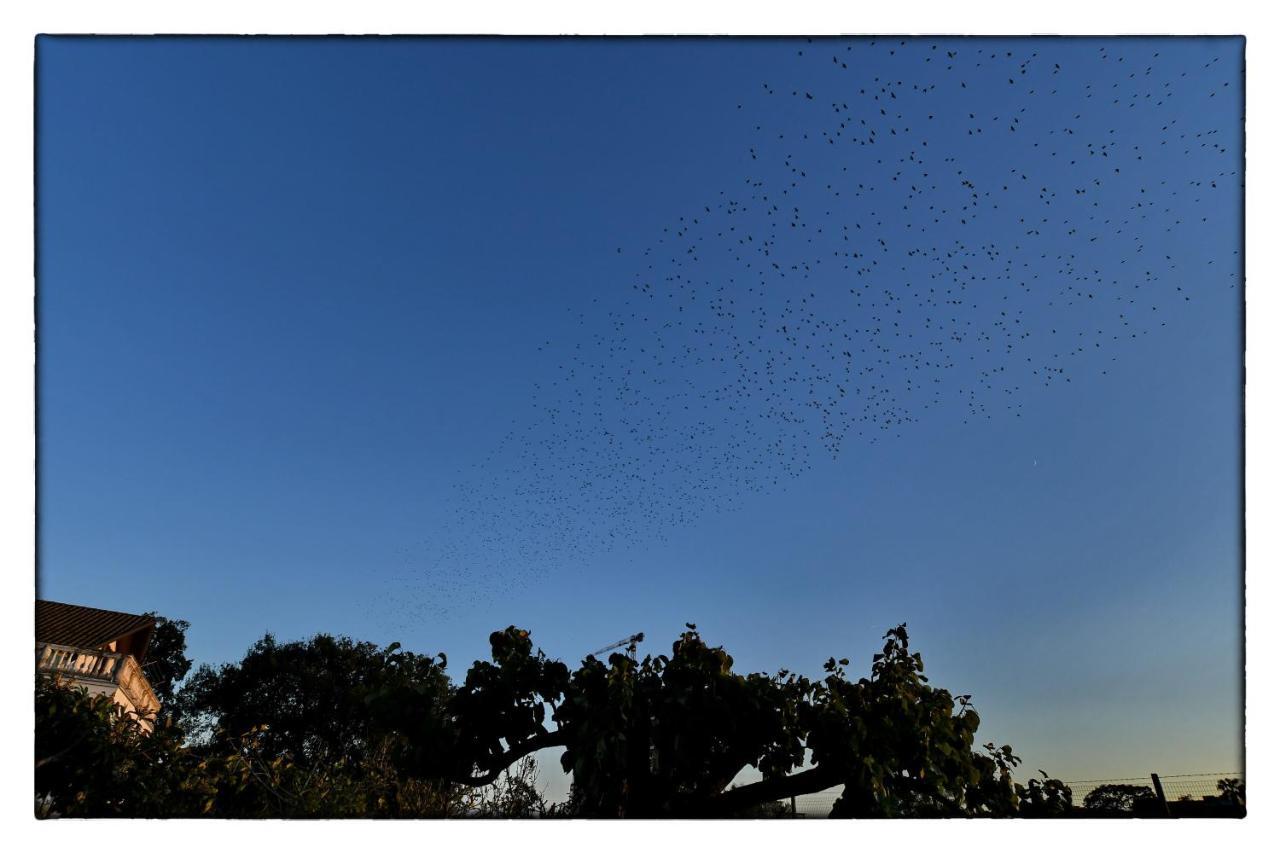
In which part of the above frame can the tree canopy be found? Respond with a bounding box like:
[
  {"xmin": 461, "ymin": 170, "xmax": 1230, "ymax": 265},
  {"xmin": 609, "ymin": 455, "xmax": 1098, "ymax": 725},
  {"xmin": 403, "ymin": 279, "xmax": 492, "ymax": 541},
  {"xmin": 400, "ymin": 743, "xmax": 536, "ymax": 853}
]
[
  {"xmin": 435, "ymin": 623, "xmax": 1071, "ymax": 817},
  {"xmin": 1081, "ymin": 783, "xmax": 1158, "ymax": 815},
  {"xmin": 35, "ymin": 675, "xmax": 212, "ymax": 818},
  {"xmin": 37, "ymin": 620, "xmax": 1073, "ymax": 818},
  {"xmin": 141, "ymin": 612, "xmax": 192, "ymax": 712},
  {"xmin": 176, "ymin": 633, "xmax": 451, "ymax": 767}
]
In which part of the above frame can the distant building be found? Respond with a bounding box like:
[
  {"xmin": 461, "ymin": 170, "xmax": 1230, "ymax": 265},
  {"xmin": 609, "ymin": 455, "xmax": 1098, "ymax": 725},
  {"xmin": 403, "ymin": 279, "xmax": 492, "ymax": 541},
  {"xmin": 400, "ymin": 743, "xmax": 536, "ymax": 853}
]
[{"xmin": 36, "ymin": 600, "xmax": 161, "ymax": 732}]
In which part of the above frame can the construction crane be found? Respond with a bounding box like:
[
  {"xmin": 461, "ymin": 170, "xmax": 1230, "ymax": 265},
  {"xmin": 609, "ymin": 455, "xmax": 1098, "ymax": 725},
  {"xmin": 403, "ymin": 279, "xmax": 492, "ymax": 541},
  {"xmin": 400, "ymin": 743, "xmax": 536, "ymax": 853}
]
[{"xmin": 589, "ymin": 632, "xmax": 645, "ymax": 660}]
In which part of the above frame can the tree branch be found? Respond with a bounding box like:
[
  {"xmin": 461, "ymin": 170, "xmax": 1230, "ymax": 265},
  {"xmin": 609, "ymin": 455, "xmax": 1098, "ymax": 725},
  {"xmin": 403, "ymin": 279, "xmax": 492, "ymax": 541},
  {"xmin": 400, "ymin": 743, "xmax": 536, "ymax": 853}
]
[
  {"xmin": 34, "ymin": 727, "xmax": 92, "ymax": 771},
  {"xmin": 708, "ymin": 765, "xmax": 841, "ymax": 814},
  {"xmin": 452, "ymin": 729, "xmax": 568, "ymax": 787}
]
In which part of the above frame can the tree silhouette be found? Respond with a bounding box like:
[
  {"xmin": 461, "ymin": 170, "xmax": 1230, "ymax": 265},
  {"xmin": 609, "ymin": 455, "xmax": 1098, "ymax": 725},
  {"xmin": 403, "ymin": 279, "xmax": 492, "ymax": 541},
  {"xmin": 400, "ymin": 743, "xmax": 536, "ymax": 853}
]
[
  {"xmin": 141, "ymin": 612, "xmax": 191, "ymax": 714},
  {"xmin": 417, "ymin": 623, "xmax": 1069, "ymax": 817},
  {"xmin": 177, "ymin": 633, "xmax": 451, "ymax": 767},
  {"xmin": 35, "ymin": 676, "xmax": 212, "ymax": 817},
  {"xmin": 39, "ymin": 622, "xmax": 1069, "ymax": 818},
  {"xmin": 1082, "ymin": 783, "xmax": 1157, "ymax": 814},
  {"xmin": 1216, "ymin": 777, "xmax": 1244, "ymax": 807}
]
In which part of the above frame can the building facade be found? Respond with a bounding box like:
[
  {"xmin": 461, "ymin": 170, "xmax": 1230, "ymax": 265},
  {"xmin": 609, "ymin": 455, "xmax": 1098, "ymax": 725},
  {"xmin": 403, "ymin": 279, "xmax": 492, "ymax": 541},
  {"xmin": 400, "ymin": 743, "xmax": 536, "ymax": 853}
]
[{"xmin": 36, "ymin": 600, "xmax": 162, "ymax": 732}]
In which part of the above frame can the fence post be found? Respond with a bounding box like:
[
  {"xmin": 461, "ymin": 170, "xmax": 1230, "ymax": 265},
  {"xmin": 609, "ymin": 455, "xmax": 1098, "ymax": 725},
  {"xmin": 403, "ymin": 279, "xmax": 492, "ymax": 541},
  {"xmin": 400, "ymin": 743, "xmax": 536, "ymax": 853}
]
[
  {"xmin": 791, "ymin": 795, "xmax": 797, "ymax": 817},
  {"xmin": 1150, "ymin": 773, "xmax": 1171, "ymax": 817}
]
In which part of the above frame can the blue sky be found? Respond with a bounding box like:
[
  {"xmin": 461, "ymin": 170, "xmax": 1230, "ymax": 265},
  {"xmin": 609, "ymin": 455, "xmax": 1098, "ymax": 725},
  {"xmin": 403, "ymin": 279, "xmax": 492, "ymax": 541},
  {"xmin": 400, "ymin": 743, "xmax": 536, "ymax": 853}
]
[{"xmin": 36, "ymin": 36, "xmax": 1242, "ymax": 789}]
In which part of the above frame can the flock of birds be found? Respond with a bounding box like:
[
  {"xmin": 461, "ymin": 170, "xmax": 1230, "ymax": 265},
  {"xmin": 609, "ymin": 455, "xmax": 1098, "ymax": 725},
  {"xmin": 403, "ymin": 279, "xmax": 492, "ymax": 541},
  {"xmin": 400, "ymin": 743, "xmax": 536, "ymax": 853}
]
[{"xmin": 375, "ymin": 39, "xmax": 1241, "ymax": 624}]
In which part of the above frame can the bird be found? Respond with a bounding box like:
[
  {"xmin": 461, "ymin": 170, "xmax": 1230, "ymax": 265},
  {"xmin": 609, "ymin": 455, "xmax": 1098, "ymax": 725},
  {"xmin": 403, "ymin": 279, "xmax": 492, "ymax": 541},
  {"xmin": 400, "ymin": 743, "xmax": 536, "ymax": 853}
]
[{"xmin": 381, "ymin": 37, "xmax": 1241, "ymax": 622}]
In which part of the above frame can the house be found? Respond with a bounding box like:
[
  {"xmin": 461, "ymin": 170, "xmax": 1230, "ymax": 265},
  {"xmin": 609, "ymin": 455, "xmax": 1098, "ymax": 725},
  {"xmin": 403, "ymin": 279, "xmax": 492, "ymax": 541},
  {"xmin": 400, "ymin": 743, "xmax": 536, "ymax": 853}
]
[{"xmin": 36, "ymin": 600, "xmax": 162, "ymax": 732}]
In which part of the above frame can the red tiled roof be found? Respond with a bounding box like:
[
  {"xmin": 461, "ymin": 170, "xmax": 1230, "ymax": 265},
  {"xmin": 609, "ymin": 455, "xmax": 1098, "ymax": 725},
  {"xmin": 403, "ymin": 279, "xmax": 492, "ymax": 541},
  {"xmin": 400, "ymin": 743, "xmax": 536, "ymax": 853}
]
[{"xmin": 35, "ymin": 600, "xmax": 156, "ymax": 661}]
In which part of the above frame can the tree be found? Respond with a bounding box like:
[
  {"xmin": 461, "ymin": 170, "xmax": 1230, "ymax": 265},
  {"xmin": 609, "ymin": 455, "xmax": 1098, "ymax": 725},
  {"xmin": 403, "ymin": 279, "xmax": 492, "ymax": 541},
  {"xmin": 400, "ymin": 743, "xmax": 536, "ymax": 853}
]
[
  {"xmin": 1216, "ymin": 777, "xmax": 1244, "ymax": 808},
  {"xmin": 174, "ymin": 632, "xmax": 465, "ymax": 817},
  {"xmin": 424, "ymin": 623, "xmax": 1069, "ymax": 817},
  {"xmin": 1017, "ymin": 772, "xmax": 1074, "ymax": 817},
  {"xmin": 39, "ymin": 621, "xmax": 1067, "ymax": 819},
  {"xmin": 1082, "ymin": 783, "xmax": 1157, "ymax": 814},
  {"xmin": 176, "ymin": 633, "xmax": 451, "ymax": 767},
  {"xmin": 35, "ymin": 675, "xmax": 214, "ymax": 817},
  {"xmin": 141, "ymin": 612, "xmax": 192, "ymax": 713},
  {"xmin": 36, "ymin": 673, "xmax": 464, "ymax": 819}
]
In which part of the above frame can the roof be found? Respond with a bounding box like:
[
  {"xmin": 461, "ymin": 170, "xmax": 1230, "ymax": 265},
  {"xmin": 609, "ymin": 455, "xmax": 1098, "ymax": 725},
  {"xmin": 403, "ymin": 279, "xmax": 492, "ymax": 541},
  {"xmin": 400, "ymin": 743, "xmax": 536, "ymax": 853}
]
[{"xmin": 35, "ymin": 600, "xmax": 156, "ymax": 662}]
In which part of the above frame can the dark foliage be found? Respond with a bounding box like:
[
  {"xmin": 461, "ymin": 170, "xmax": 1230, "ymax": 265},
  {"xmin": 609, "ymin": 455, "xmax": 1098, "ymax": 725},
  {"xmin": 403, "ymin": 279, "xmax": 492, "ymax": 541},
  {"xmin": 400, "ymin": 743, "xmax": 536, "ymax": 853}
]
[
  {"xmin": 1082, "ymin": 783, "xmax": 1158, "ymax": 814},
  {"xmin": 176, "ymin": 633, "xmax": 450, "ymax": 767},
  {"xmin": 38, "ymin": 622, "xmax": 1067, "ymax": 819},
  {"xmin": 1216, "ymin": 777, "xmax": 1244, "ymax": 808},
  {"xmin": 141, "ymin": 612, "xmax": 192, "ymax": 712},
  {"xmin": 536, "ymin": 623, "xmax": 1071, "ymax": 817},
  {"xmin": 35, "ymin": 676, "xmax": 211, "ymax": 817}
]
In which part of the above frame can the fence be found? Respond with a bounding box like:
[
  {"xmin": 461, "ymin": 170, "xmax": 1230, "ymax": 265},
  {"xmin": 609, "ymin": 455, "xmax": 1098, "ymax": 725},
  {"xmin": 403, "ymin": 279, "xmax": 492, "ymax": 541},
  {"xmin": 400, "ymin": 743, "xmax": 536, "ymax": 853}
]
[
  {"xmin": 773, "ymin": 772, "xmax": 1244, "ymax": 817},
  {"xmin": 790, "ymin": 788, "xmax": 842, "ymax": 817},
  {"xmin": 1066, "ymin": 772, "xmax": 1244, "ymax": 816},
  {"xmin": 1150, "ymin": 772, "xmax": 1243, "ymax": 806}
]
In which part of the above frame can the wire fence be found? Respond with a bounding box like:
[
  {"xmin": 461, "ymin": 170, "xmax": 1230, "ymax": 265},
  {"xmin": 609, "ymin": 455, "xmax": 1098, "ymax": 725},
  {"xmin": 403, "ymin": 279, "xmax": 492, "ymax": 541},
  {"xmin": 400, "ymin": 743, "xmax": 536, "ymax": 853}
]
[
  {"xmin": 1061, "ymin": 773, "xmax": 1164, "ymax": 805},
  {"xmin": 1065, "ymin": 772, "xmax": 1243, "ymax": 809},
  {"xmin": 790, "ymin": 788, "xmax": 842, "ymax": 817},
  {"xmin": 774, "ymin": 772, "xmax": 1244, "ymax": 817},
  {"xmin": 1153, "ymin": 773, "xmax": 1243, "ymax": 806}
]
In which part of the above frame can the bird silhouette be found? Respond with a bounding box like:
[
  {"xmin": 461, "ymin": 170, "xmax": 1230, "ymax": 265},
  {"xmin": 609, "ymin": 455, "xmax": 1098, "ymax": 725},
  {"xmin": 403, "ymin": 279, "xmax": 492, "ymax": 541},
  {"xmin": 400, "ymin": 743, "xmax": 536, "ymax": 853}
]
[{"xmin": 376, "ymin": 37, "xmax": 1241, "ymax": 622}]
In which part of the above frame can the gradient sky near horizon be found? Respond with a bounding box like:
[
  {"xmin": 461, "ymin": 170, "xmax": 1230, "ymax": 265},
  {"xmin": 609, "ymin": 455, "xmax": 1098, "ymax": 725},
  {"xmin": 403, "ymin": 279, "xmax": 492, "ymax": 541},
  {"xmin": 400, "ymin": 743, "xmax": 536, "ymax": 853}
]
[{"xmin": 36, "ymin": 36, "xmax": 1242, "ymax": 792}]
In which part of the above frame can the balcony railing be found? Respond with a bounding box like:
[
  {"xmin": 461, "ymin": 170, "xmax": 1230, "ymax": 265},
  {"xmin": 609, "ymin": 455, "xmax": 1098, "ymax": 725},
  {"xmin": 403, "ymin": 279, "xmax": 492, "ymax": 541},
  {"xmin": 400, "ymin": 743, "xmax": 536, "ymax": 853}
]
[{"xmin": 36, "ymin": 642, "xmax": 161, "ymax": 720}]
